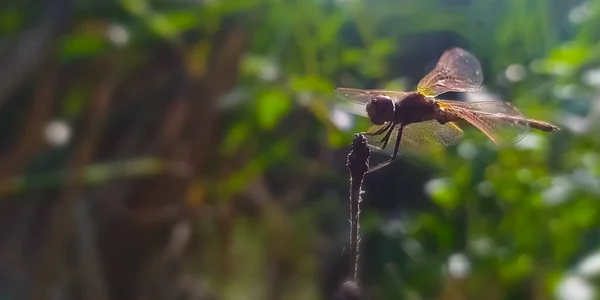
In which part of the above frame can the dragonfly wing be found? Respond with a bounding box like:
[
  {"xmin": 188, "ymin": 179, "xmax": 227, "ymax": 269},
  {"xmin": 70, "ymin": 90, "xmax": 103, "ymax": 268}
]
[
  {"xmin": 436, "ymin": 99, "xmax": 523, "ymax": 114},
  {"xmin": 336, "ymin": 88, "xmax": 408, "ymax": 105},
  {"xmin": 417, "ymin": 48, "xmax": 484, "ymax": 97},
  {"xmin": 435, "ymin": 100, "xmax": 530, "ymax": 145},
  {"xmin": 400, "ymin": 120, "xmax": 464, "ymax": 156},
  {"xmin": 363, "ymin": 120, "xmax": 464, "ymax": 157}
]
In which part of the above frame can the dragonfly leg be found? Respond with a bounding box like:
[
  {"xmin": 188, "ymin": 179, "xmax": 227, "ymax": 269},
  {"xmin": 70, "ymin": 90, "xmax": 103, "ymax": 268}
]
[
  {"xmin": 374, "ymin": 122, "xmax": 393, "ymax": 135},
  {"xmin": 363, "ymin": 122, "xmax": 393, "ymax": 136},
  {"xmin": 365, "ymin": 125, "xmax": 401, "ymax": 174},
  {"xmin": 379, "ymin": 123, "xmax": 397, "ymax": 149},
  {"xmin": 390, "ymin": 125, "xmax": 404, "ymax": 162}
]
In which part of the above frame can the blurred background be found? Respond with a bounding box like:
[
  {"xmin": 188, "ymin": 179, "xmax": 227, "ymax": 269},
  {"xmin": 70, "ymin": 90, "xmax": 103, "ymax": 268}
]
[{"xmin": 0, "ymin": 0, "xmax": 599, "ymax": 299}]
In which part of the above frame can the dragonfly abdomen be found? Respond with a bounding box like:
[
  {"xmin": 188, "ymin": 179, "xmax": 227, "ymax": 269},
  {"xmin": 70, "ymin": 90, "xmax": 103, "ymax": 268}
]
[
  {"xmin": 526, "ymin": 119, "xmax": 560, "ymax": 132},
  {"xmin": 490, "ymin": 114, "xmax": 560, "ymax": 132}
]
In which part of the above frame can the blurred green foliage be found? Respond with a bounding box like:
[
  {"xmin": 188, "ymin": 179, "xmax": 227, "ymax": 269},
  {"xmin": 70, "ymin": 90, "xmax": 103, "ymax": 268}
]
[{"xmin": 3, "ymin": 0, "xmax": 600, "ymax": 299}]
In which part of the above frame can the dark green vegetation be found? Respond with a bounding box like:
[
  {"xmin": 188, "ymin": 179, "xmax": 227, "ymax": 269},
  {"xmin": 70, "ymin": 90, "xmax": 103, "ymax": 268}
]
[{"xmin": 0, "ymin": 0, "xmax": 599, "ymax": 299}]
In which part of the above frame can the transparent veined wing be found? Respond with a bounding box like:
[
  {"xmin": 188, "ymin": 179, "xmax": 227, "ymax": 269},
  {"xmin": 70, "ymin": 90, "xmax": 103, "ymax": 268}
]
[
  {"xmin": 363, "ymin": 120, "xmax": 464, "ymax": 156},
  {"xmin": 335, "ymin": 87, "xmax": 408, "ymax": 105},
  {"xmin": 417, "ymin": 48, "xmax": 484, "ymax": 97},
  {"xmin": 400, "ymin": 120, "xmax": 464, "ymax": 156},
  {"xmin": 435, "ymin": 100, "xmax": 530, "ymax": 145},
  {"xmin": 436, "ymin": 99, "xmax": 523, "ymax": 114}
]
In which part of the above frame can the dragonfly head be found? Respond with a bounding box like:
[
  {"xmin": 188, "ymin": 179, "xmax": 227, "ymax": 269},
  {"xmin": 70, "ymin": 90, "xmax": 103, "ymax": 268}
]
[{"xmin": 366, "ymin": 95, "xmax": 395, "ymax": 125}]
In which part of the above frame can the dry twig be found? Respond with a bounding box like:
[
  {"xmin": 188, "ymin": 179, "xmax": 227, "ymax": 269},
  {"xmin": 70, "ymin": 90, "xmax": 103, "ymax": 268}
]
[{"xmin": 336, "ymin": 133, "xmax": 370, "ymax": 300}]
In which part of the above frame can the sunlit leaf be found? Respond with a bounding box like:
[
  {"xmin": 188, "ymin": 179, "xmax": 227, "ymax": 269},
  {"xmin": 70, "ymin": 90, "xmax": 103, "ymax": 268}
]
[
  {"xmin": 163, "ymin": 11, "xmax": 201, "ymax": 32},
  {"xmin": 256, "ymin": 89, "xmax": 292, "ymax": 129},
  {"xmin": 316, "ymin": 12, "xmax": 346, "ymax": 46},
  {"xmin": 341, "ymin": 49, "xmax": 365, "ymax": 66},
  {"xmin": 548, "ymin": 43, "xmax": 591, "ymax": 67},
  {"xmin": 147, "ymin": 13, "xmax": 178, "ymax": 39},
  {"xmin": 120, "ymin": 0, "xmax": 148, "ymax": 15},
  {"xmin": 425, "ymin": 178, "xmax": 460, "ymax": 209},
  {"xmin": 289, "ymin": 75, "xmax": 333, "ymax": 93},
  {"xmin": 327, "ymin": 129, "xmax": 346, "ymax": 148}
]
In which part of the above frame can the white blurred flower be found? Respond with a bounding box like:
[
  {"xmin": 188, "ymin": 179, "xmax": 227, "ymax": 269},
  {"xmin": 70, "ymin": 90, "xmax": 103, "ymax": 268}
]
[
  {"xmin": 402, "ymin": 239, "xmax": 423, "ymax": 259},
  {"xmin": 582, "ymin": 69, "xmax": 600, "ymax": 87},
  {"xmin": 457, "ymin": 141, "xmax": 477, "ymax": 159},
  {"xmin": 569, "ymin": 2, "xmax": 593, "ymax": 24},
  {"xmin": 260, "ymin": 63, "xmax": 279, "ymax": 82},
  {"xmin": 470, "ymin": 237, "xmax": 493, "ymax": 257},
  {"xmin": 558, "ymin": 113, "xmax": 589, "ymax": 134},
  {"xmin": 505, "ymin": 64, "xmax": 526, "ymax": 82},
  {"xmin": 542, "ymin": 176, "xmax": 573, "ymax": 206},
  {"xmin": 106, "ymin": 24, "xmax": 129, "ymax": 47},
  {"xmin": 556, "ymin": 275, "xmax": 595, "ymax": 300},
  {"xmin": 577, "ymin": 252, "xmax": 600, "ymax": 277},
  {"xmin": 447, "ymin": 253, "xmax": 471, "ymax": 279},
  {"xmin": 553, "ymin": 84, "xmax": 578, "ymax": 100},
  {"xmin": 515, "ymin": 133, "xmax": 543, "ymax": 150},
  {"xmin": 424, "ymin": 177, "xmax": 450, "ymax": 197},
  {"xmin": 477, "ymin": 181, "xmax": 494, "ymax": 197},
  {"xmin": 330, "ymin": 106, "xmax": 354, "ymax": 131},
  {"xmin": 44, "ymin": 120, "xmax": 71, "ymax": 147}
]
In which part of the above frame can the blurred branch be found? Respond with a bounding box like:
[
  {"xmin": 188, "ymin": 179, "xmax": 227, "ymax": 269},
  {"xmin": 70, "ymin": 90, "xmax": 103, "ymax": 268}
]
[
  {"xmin": 75, "ymin": 200, "xmax": 109, "ymax": 300},
  {"xmin": 190, "ymin": 26, "xmax": 247, "ymax": 172},
  {"xmin": 0, "ymin": 0, "xmax": 72, "ymax": 105},
  {"xmin": 136, "ymin": 220, "xmax": 193, "ymax": 300},
  {"xmin": 90, "ymin": 25, "xmax": 248, "ymax": 299},
  {"xmin": 0, "ymin": 57, "xmax": 59, "ymax": 178},
  {"xmin": 26, "ymin": 64, "xmax": 115, "ymax": 300},
  {"xmin": 0, "ymin": 156, "xmax": 167, "ymax": 197},
  {"xmin": 243, "ymin": 176, "xmax": 291, "ymax": 300}
]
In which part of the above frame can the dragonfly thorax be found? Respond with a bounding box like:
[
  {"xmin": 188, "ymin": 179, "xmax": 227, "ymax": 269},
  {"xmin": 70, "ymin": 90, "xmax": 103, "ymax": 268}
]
[{"xmin": 365, "ymin": 95, "xmax": 395, "ymax": 125}]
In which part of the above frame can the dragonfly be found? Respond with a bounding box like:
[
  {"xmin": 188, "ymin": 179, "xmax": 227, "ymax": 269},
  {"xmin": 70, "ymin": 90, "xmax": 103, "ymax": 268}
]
[{"xmin": 336, "ymin": 47, "xmax": 560, "ymax": 167}]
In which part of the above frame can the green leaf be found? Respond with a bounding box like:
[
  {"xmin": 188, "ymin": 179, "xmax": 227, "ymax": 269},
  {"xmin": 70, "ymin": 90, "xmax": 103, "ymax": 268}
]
[
  {"xmin": 256, "ymin": 89, "xmax": 291, "ymax": 130},
  {"xmin": 500, "ymin": 254, "xmax": 534, "ymax": 282},
  {"xmin": 215, "ymin": 141, "xmax": 290, "ymax": 199},
  {"xmin": 0, "ymin": 10, "xmax": 22, "ymax": 34},
  {"xmin": 221, "ymin": 121, "xmax": 252, "ymax": 156},
  {"xmin": 59, "ymin": 35, "xmax": 108, "ymax": 60},
  {"xmin": 62, "ymin": 87, "xmax": 88, "ymax": 118},
  {"xmin": 147, "ymin": 13, "xmax": 177, "ymax": 39},
  {"xmin": 317, "ymin": 12, "xmax": 346, "ymax": 46},
  {"xmin": 289, "ymin": 75, "xmax": 333, "ymax": 93},
  {"xmin": 327, "ymin": 129, "xmax": 346, "ymax": 148},
  {"xmin": 548, "ymin": 43, "xmax": 591, "ymax": 67},
  {"xmin": 371, "ymin": 39, "xmax": 394, "ymax": 57},
  {"xmin": 120, "ymin": 0, "xmax": 149, "ymax": 15},
  {"xmin": 426, "ymin": 178, "xmax": 460, "ymax": 209},
  {"xmin": 341, "ymin": 49, "xmax": 365, "ymax": 67},
  {"xmin": 163, "ymin": 11, "xmax": 202, "ymax": 32},
  {"xmin": 214, "ymin": 0, "xmax": 263, "ymax": 14}
]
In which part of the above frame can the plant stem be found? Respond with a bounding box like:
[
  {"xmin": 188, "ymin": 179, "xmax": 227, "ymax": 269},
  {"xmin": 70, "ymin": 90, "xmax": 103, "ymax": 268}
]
[{"xmin": 347, "ymin": 134, "xmax": 369, "ymax": 281}]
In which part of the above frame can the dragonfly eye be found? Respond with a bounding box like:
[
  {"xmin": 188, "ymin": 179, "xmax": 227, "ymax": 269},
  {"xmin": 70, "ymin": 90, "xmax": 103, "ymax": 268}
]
[{"xmin": 366, "ymin": 95, "xmax": 395, "ymax": 125}]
